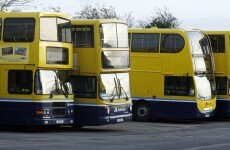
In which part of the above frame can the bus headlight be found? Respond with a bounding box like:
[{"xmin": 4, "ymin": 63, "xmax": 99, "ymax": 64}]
[
  {"xmin": 106, "ymin": 107, "xmax": 110, "ymax": 115},
  {"xmin": 129, "ymin": 105, "xmax": 132, "ymax": 112},
  {"xmin": 68, "ymin": 109, "xmax": 74, "ymax": 114},
  {"xmin": 45, "ymin": 110, "xmax": 50, "ymax": 115}
]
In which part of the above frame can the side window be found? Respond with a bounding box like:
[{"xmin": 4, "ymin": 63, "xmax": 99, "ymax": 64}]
[
  {"xmin": 40, "ymin": 17, "xmax": 71, "ymax": 43},
  {"xmin": 131, "ymin": 33, "xmax": 159, "ymax": 52},
  {"xmin": 71, "ymin": 25, "xmax": 94, "ymax": 48},
  {"xmin": 208, "ymin": 35, "xmax": 225, "ymax": 53},
  {"xmin": 215, "ymin": 77, "xmax": 227, "ymax": 95},
  {"xmin": 164, "ymin": 76, "xmax": 194, "ymax": 96},
  {"xmin": 4, "ymin": 18, "xmax": 35, "ymax": 42},
  {"xmin": 70, "ymin": 76, "xmax": 96, "ymax": 98},
  {"xmin": 8, "ymin": 70, "xmax": 33, "ymax": 94},
  {"xmin": 57, "ymin": 18, "xmax": 72, "ymax": 43},
  {"xmin": 160, "ymin": 34, "xmax": 185, "ymax": 53}
]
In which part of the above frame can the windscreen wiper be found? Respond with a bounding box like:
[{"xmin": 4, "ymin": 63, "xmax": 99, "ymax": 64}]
[
  {"xmin": 49, "ymin": 77, "xmax": 58, "ymax": 99},
  {"xmin": 55, "ymin": 72, "xmax": 68, "ymax": 98},
  {"xmin": 117, "ymin": 78, "xmax": 129, "ymax": 101},
  {"xmin": 60, "ymin": 82, "xmax": 68, "ymax": 98},
  {"xmin": 110, "ymin": 78, "xmax": 119, "ymax": 102}
]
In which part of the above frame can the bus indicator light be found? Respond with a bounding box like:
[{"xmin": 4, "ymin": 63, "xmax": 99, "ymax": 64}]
[{"xmin": 36, "ymin": 110, "xmax": 44, "ymax": 115}]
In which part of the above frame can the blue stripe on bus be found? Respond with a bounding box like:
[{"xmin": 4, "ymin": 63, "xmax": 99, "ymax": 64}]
[
  {"xmin": 132, "ymin": 96, "xmax": 197, "ymax": 103},
  {"xmin": 74, "ymin": 103, "xmax": 132, "ymax": 126},
  {"xmin": 0, "ymin": 98, "xmax": 33, "ymax": 102},
  {"xmin": 0, "ymin": 98, "xmax": 73, "ymax": 102},
  {"xmin": 215, "ymin": 98, "xmax": 230, "ymax": 117},
  {"xmin": 0, "ymin": 100, "xmax": 74, "ymax": 126},
  {"xmin": 132, "ymin": 96, "xmax": 213, "ymax": 119},
  {"xmin": 74, "ymin": 103, "xmax": 107, "ymax": 107},
  {"xmin": 217, "ymin": 98, "xmax": 230, "ymax": 101}
]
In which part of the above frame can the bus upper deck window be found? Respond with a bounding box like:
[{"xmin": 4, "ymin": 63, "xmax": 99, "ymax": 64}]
[
  {"xmin": 3, "ymin": 18, "xmax": 35, "ymax": 42},
  {"xmin": 71, "ymin": 25, "xmax": 94, "ymax": 48},
  {"xmin": 131, "ymin": 33, "xmax": 159, "ymax": 53},
  {"xmin": 208, "ymin": 35, "xmax": 225, "ymax": 53},
  {"xmin": 40, "ymin": 17, "xmax": 71, "ymax": 43},
  {"xmin": 160, "ymin": 34, "xmax": 185, "ymax": 53}
]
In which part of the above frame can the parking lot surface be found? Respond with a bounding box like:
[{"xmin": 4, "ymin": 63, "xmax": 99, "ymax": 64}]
[{"xmin": 0, "ymin": 118, "xmax": 230, "ymax": 150}]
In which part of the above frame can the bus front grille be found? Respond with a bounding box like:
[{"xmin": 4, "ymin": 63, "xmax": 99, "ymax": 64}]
[{"xmin": 52, "ymin": 102, "xmax": 66, "ymax": 117}]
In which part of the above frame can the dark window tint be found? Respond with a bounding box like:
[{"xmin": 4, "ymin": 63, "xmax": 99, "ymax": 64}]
[
  {"xmin": 46, "ymin": 47, "xmax": 68, "ymax": 64},
  {"xmin": 164, "ymin": 76, "xmax": 194, "ymax": 96},
  {"xmin": 71, "ymin": 25, "xmax": 94, "ymax": 48},
  {"xmin": 57, "ymin": 18, "xmax": 71, "ymax": 43},
  {"xmin": 215, "ymin": 77, "xmax": 227, "ymax": 95},
  {"xmin": 208, "ymin": 35, "xmax": 225, "ymax": 53},
  {"xmin": 8, "ymin": 70, "xmax": 32, "ymax": 94},
  {"xmin": 200, "ymin": 36, "xmax": 212, "ymax": 55},
  {"xmin": 70, "ymin": 76, "xmax": 96, "ymax": 98},
  {"xmin": 4, "ymin": 18, "xmax": 35, "ymax": 42},
  {"xmin": 131, "ymin": 33, "xmax": 159, "ymax": 52},
  {"xmin": 161, "ymin": 34, "xmax": 184, "ymax": 53}
]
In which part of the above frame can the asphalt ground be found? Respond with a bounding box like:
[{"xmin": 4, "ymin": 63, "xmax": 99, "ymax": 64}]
[{"xmin": 0, "ymin": 118, "xmax": 230, "ymax": 150}]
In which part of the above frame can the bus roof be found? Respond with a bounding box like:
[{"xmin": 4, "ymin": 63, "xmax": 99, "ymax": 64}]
[
  {"xmin": 203, "ymin": 30, "xmax": 230, "ymax": 35},
  {"xmin": 71, "ymin": 19, "xmax": 127, "ymax": 25},
  {"xmin": 128, "ymin": 27, "xmax": 188, "ymax": 34},
  {"xmin": 0, "ymin": 11, "xmax": 70, "ymax": 19}
]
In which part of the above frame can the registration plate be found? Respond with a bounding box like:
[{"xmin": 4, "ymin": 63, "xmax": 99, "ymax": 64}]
[
  {"xmin": 205, "ymin": 114, "xmax": 210, "ymax": 118},
  {"xmin": 117, "ymin": 118, "xmax": 124, "ymax": 122},
  {"xmin": 56, "ymin": 120, "xmax": 64, "ymax": 124}
]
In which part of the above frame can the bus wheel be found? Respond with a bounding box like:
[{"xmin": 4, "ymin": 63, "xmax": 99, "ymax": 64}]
[{"xmin": 133, "ymin": 102, "xmax": 151, "ymax": 122}]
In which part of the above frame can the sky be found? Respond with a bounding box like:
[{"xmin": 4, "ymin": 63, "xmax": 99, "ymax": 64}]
[{"xmin": 22, "ymin": 0, "xmax": 230, "ymax": 30}]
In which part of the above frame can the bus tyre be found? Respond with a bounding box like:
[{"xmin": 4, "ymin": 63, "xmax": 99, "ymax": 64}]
[{"xmin": 133, "ymin": 102, "xmax": 151, "ymax": 122}]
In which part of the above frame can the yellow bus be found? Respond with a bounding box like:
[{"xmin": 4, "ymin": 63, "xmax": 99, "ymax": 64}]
[
  {"xmin": 129, "ymin": 28, "xmax": 216, "ymax": 121},
  {"xmin": 70, "ymin": 19, "xmax": 132, "ymax": 127},
  {"xmin": 0, "ymin": 11, "xmax": 74, "ymax": 126},
  {"xmin": 204, "ymin": 31, "xmax": 230, "ymax": 117}
]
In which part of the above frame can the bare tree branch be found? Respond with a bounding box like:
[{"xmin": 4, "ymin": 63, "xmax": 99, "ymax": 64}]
[
  {"xmin": 73, "ymin": 4, "xmax": 118, "ymax": 19},
  {"xmin": 73, "ymin": 4, "xmax": 135, "ymax": 27},
  {"xmin": 0, "ymin": 0, "xmax": 35, "ymax": 11},
  {"xmin": 138, "ymin": 6, "xmax": 181, "ymax": 28},
  {"xmin": 44, "ymin": 5, "xmax": 62, "ymax": 13},
  {"xmin": 119, "ymin": 12, "xmax": 135, "ymax": 28}
]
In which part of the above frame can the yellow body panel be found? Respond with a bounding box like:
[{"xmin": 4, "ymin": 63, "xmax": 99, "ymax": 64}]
[
  {"xmin": 204, "ymin": 31, "xmax": 229, "ymax": 100},
  {"xmin": 129, "ymin": 28, "xmax": 216, "ymax": 117},
  {"xmin": 71, "ymin": 19, "xmax": 132, "ymax": 106},
  {"xmin": 0, "ymin": 11, "xmax": 73, "ymax": 101},
  {"xmin": 0, "ymin": 11, "xmax": 73, "ymax": 69}
]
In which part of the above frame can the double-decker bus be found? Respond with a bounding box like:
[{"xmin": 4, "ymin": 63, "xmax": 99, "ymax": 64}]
[
  {"xmin": 0, "ymin": 11, "xmax": 74, "ymax": 126},
  {"xmin": 129, "ymin": 28, "xmax": 216, "ymax": 121},
  {"xmin": 204, "ymin": 31, "xmax": 230, "ymax": 117},
  {"xmin": 70, "ymin": 19, "xmax": 132, "ymax": 127}
]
